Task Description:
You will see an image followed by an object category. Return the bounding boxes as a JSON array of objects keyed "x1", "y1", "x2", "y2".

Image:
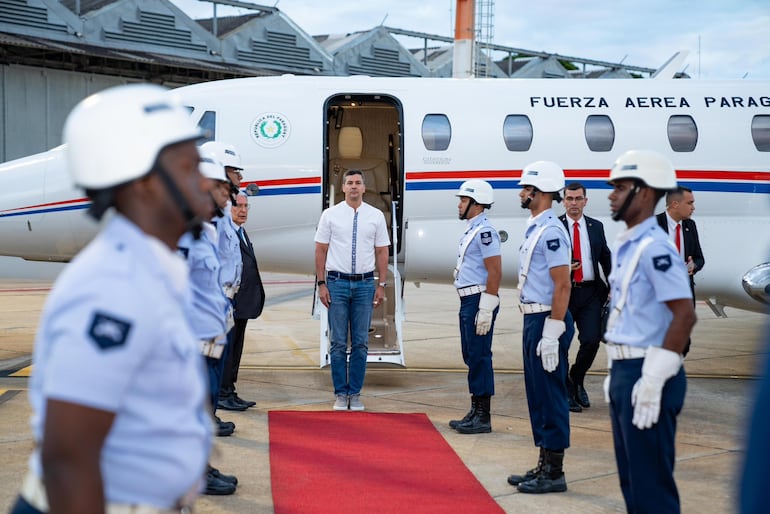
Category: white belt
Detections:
[
  {"x1": 200, "y1": 339, "x2": 225, "y2": 359},
  {"x1": 605, "y1": 342, "x2": 647, "y2": 360},
  {"x1": 223, "y1": 284, "x2": 239, "y2": 299},
  {"x1": 21, "y1": 470, "x2": 193, "y2": 513},
  {"x1": 457, "y1": 285, "x2": 485, "y2": 297},
  {"x1": 518, "y1": 303, "x2": 551, "y2": 314}
]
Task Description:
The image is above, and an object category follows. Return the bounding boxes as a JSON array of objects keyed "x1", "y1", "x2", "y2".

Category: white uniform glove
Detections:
[
  {"x1": 536, "y1": 318, "x2": 565, "y2": 373},
  {"x1": 631, "y1": 346, "x2": 683, "y2": 429},
  {"x1": 475, "y1": 293, "x2": 499, "y2": 336},
  {"x1": 603, "y1": 353, "x2": 613, "y2": 403}
]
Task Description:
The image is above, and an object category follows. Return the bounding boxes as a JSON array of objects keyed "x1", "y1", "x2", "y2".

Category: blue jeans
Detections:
[{"x1": 327, "y1": 276, "x2": 376, "y2": 396}]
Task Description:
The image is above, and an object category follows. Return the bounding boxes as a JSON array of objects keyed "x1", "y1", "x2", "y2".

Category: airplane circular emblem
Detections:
[{"x1": 251, "y1": 112, "x2": 290, "y2": 148}]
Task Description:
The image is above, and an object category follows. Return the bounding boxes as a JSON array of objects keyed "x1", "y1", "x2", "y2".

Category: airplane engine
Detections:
[{"x1": 743, "y1": 263, "x2": 770, "y2": 306}]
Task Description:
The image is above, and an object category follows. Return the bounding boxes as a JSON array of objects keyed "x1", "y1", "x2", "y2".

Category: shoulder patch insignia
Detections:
[
  {"x1": 652, "y1": 254, "x2": 672, "y2": 271},
  {"x1": 88, "y1": 312, "x2": 132, "y2": 350},
  {"x1": 546, "y1": 239, "x2": 560, "y2": 251},
  {"x1": 480, "y1": 231, "x2": 492, "y2": 245}
]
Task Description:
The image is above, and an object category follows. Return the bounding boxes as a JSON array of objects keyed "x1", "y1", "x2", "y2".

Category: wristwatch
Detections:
[
  {"x1": 317, "y1": 280, "x2": 326, "y2": 286},
  {"x1": 378, "y1": 282, "x2": 387, "y2": 288}
]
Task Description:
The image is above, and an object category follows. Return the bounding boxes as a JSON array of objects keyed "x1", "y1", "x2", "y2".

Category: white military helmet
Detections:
[
  {"x1": 63, "y1": 84, "x2": 201, "y2": 190},
  {"x1": 519, "y1": 161, "x2": 565, "y2": 193},
  {"x1": 199, "y1": 141, "x2": 243, "y2": 170},
  {"x1": 455, "y1": 179, "x2": 494, "y2": 205},
  {"x1": 609, "y1": 150, "x2": 677, "y2": 190},
  {"x1": 198, "y1": 150, "x2": 226, "y2": 182}
]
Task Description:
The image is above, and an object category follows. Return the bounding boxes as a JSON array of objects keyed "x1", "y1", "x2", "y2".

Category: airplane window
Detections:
[
  {"x1": 197, "y1": 110, "x2": 216, "y2": 143},
  {"x1": 503, "y1": 115, "x2": 533, "y2": 151},
  {"x1": 751, "y1": 115, "x2": 770, "y2": 151},
  {"x1": 422, "y1": 114, "x2": 451, "y2": 151},
  {"x1": 584, "y1": 115, "x2": 615, "y2": 152},
  {"x1": 667, "y1": 115, "x2": 698, "y2": 152}
]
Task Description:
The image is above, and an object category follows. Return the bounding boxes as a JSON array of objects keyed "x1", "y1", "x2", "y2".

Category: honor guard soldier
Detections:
[
  {"x1": 197, "y1": 142, "x2": 243, "y2": 427},
  {"x1": 177, "y1": 152, "x2": 239, "y2": 496},
  {"x1": 449, "y1": 180, "x2": 502, "y2": 434},
  {"x1": 10, "y1": 84, "x2": 214, "y2": 514},
  {"x1": 507, "y1": 161, "x2": 575, "y2": 494},
  {"x1": 604, "y1": 150, "x2": 696, "y2": 513}
]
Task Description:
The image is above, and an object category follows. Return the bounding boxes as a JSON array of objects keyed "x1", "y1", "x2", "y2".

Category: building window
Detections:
[
  {"x1": 503, "y1": 115, "x2": 533, "y2": 151},
  {"x1": 751, "y1": 115, "x2": 770, "y2": 151},
  {"x1": 584, "y1": 115, "x2": 615, "y2": 152},
  {"x1": 667, "y1": 115, "x2": 698, "y2": 152},
  {"x1": 422, "y1": 114, "x2": 451, "y2": 151}
]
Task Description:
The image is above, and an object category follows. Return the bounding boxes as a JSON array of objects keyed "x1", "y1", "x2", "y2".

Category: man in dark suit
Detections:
[
  {"x1": 218, "y1": 192, "x2": 265, "y2": 410},
  {"x1": 560, "y1": 182, "x2": 612, "y2": 411},
  {"x1": 656, "y1": 186, "x2": 705, "y2": 356}
]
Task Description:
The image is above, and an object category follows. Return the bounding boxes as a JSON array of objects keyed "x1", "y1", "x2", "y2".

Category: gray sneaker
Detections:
[
  {"x1": 349, "y1": 394, "x2": 365, "y2": 411},
  {"x1": 333, "y1": 394, "x2": 348, "y2": 411}
]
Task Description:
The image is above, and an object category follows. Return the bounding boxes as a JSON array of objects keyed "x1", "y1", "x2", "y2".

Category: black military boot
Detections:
[
  {"x1": 449, "y1": 395, "x2": 477, "y2": 430},
  {"x1": 455, "y1": 395, "x2": 491, "y2": 434},
  {"x1": 517, "y1": 449, "x2": 567, "y2": 494},
  {"x1": 507, "y1": 447, "x2": 544, "y2": 486}
]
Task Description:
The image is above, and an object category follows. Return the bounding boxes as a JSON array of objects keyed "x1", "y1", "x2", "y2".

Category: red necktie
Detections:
[
  {"x1": 675, "y1": 223, "x2": 681, "y2": 254},
  {"x1": 572, "y1": 222, "x2": 583, "y2": 283}
]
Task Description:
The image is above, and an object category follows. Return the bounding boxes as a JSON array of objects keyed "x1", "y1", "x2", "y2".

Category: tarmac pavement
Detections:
[{"x1": 0, "y1": 275, "x2": 767, "y2": 513}]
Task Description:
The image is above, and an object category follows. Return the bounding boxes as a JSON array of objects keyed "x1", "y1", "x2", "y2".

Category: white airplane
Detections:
[{"x1": 1, "y1": 75, "x2": 769, "y2": 367}]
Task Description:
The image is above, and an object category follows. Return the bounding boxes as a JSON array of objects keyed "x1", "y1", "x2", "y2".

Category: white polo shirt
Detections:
[{"x1": 314, "y1": 201, "x2": 390, "y2": 274}]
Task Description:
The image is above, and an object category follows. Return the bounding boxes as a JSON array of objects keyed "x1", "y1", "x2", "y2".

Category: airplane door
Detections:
[{"x1": 312, "y1": 93, "x2": 406, "y2": 367}]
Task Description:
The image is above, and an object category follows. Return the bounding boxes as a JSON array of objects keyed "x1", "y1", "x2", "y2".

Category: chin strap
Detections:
[
  {"x1": 612, "y1": 182, "x2": 642, "y2": 221},
  {"x1": 459, "y1": 198, "x2": 476, "y2": 220},
  {"x1": 153, "y1": 164, "x2": 204, "y2": 239}
]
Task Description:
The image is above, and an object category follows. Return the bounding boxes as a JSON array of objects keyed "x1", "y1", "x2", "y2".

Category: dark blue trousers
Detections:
[
  {"x1": 609, "y1": 358, "x2": 686, "y2": 514},
  {"x1": 522, "y1": 311, "x2": 574, "y2": 450},
  {"x1": 459, "y1": 293, "x2": 498, "y2": 396},
  {"x1": 9, "y1": 496, "x2": 43, "y2": 513},
  {"x1": 206, "y1": 331, "x2": 231, "y2": 413}
]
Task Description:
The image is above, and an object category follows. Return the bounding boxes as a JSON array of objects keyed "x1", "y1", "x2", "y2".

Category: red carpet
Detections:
[{"x1": 269, "y1": 411, "x2": 503, "y2": 513}]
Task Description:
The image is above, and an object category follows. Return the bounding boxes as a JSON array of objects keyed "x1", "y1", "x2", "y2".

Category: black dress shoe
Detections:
[
  {"x1": 215, "y1": 415, "x2": 235, "y2": 437},
  {"x1": 568, "y1": 395, "x2": 583, "y2": 413},
  {"x1": 209, "y1": 465, "x2": 238, "y2": 486},
  {"x1": 218, "y1": 397, "x2": 248, "y2": 411},
  {"x1": 575, "y1": 384, "x2": 591, "y2": 408},
  {"x1": 204, "y1": 472, "x2": 236, "y2": 495},
  {"x1": 233, "y1": 394, "x2": 256, "y2": 408}
]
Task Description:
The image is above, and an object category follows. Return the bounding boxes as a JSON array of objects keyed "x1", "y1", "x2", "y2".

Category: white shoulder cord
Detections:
[
  {"x1": 453, "y1": 224, "x2": 485, "y2": 280},
  {"x1": 605, "y1": 237, "x2": 654, "y2": 333},
  {"x1": 517, "y1": 224, "x2": 549, "y2": 291}
]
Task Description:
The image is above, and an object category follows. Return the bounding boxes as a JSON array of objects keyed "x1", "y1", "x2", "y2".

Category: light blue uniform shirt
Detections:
[
  {"x1": 518, "y1": 208, "x2": 571, "y2": 304},
  {"x1": 216, "y1": 208, "x2": 243, "y2": 291},
  {"x1": 454, "y1": 212, "x2": 501, "y2": 288},
  {"x1": 604, "y1": 217, "x2": 692, "y2": 348},
  {"x1": 178, "y1": 223, "x2": 229, "y2": 340},
  {"x1": 28, "y1": 215, "x2": 211, "y2": 509}
]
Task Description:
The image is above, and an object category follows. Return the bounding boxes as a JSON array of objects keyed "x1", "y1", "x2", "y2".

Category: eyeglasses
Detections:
[{"x1": 233, "y1": 204, "x2": 250, "y2": 210}]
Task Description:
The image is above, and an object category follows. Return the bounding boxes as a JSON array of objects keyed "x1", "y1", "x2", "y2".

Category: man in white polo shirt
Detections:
[{"x1": 314, "y1": 169, "x2": 390, "y2": 411}]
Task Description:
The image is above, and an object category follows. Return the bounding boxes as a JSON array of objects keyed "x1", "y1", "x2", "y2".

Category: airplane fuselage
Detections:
[{"x1": 1, "y1": 76, "x2": 768, "y2": 314}]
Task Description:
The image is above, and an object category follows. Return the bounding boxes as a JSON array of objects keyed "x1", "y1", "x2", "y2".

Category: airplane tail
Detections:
[{"x1": 652, "y1": 51, "x2": 689, "y2": 79}]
